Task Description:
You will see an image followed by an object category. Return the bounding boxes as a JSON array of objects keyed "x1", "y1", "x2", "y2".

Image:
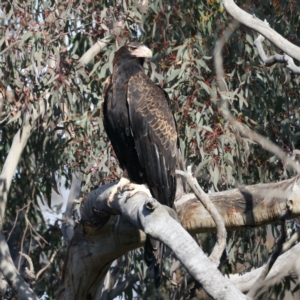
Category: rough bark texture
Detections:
[{"x1": 178, "y1": 176, "x2": 300, "y2": 233}]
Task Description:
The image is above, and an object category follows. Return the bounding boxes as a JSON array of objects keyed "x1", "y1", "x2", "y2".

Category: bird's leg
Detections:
[
  {"x1": 108, "y1": 178, "x2": 152, "y2": 208},
  {"x1": 122, "y1": 182, "x2": 152, "y2": 198},
  {"x1": 108, "y1": 177, "x2": 130, "y2": 205}
]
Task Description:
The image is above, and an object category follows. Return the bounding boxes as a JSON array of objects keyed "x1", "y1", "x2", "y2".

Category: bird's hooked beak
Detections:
[{"x1": 132, "y1": 45, "x2": 152, "y2": 58}]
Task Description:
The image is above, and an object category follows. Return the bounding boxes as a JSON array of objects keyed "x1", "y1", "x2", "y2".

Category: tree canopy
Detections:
[{"x1": 0, "y1": 0, "x2": 300, "y2": 299}]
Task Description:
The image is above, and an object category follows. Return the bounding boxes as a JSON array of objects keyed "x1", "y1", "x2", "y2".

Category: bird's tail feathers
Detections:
[{"x1": 144, "y1": 235, "x2": 163, "y2": 289}]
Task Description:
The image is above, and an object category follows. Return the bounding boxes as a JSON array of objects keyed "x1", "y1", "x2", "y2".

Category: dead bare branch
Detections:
[
  {"x1": 7, "y1": 202, "x2": 30, "y2": 242},
  {"x1": 176, "y1": 166, "x2": 226, "y2": 266},
  {"x1": 222, "y1": 0, "x2": 300, "y2": 61},
  {"x1": 18, "y1": 201, "x2": 31, "y2": 271},
  {"x1": 253, "y1": 21, "x2": 300, "y2": 74}
]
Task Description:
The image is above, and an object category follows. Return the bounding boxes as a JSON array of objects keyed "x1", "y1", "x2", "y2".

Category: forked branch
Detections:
[
  {"x1": 253, "y1": 20, "x2": 300, "y2": 74},
  {"x1": 82, "y1": 186, "x2": 246, "y2": 299},
  {"x1": 176, "y1": 167, "x2": 227, "y2": 266}
]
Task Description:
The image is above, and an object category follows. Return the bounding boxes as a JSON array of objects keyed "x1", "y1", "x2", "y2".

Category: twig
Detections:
[
  {"x1": 7, "y1": 202, "x2": 30, "y2": 241},
  {"x1": 0, "y1": 40, "x2": 23, "y2": 56},
  {"x1": 176, "y1": 166, "x2": 227, "y2": 266},
  {"x1": 36, "y1": 247, "x2": 61, "y2": 281},
  {"x1": 0, "y1": 179, "x2": 38, "y2": 300},
  {"x1": 19, "y1": 252, "x2": 34, "y2": 274},
  {"x1": 18, "y1": 201, "x2": 31, "y2": 271},
  {"x1": 24, "y1": 211, "x2": 49, "y2": 247}
]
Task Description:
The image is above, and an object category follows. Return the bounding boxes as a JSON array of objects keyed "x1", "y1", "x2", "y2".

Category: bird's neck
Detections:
[{"x1": 113, "y1": 58, "x2": 144, "y2": 88}]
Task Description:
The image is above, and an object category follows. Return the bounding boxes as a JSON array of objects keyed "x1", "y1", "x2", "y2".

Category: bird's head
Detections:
[{"x1": 113, "y1": 42, "x2": 152, "y2": 66}]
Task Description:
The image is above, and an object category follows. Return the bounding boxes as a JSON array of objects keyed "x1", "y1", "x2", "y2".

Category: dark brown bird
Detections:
[{"x1": 102, "y1": 41, "x2": 180, "y2": 287}]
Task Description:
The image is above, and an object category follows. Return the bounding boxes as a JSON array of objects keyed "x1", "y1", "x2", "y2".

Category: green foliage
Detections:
[{"x1": 0, "y1": 0, "x2": 300, "y2": 298}]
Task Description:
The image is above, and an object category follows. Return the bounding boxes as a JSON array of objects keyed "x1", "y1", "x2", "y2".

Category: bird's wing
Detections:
[
  {"x1": 127, "y1": 71, "x2": 177, "y2": 206},
  {"x1": 101, "y1": 75, "x2": 112, "y2": 119}
]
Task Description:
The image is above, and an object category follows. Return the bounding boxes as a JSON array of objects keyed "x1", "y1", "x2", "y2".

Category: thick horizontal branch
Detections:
[
  {"x1": 59, "y1": 184, "x2": 246, "y2": 299},
  {"x1": 177, "y1": 175, "x2": 300, "y2": 234},
  {"x1": 58, "y1": 175, "x2": 300, "y2": 298}
]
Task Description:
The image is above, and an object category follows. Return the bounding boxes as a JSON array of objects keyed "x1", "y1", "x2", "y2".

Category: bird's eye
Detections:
[{"x1": 129, "y1": 46, "x2": 137, "y2": 50}]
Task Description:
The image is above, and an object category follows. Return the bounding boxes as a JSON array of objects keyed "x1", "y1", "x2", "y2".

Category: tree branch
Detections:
[
  {"x1": 222, "y1": 0, "x2": 300, "y2": 61},
  {"x1": 0, "y1": 180, "x2": 38, "y2": 300},
  {"x1": 0, "y1": 39, "x2": 107, "y2": 298},
  {"x1": 78, "y1": 36, "x2": 113, "y2": 66},
  {"x1": 176, "y1": 167, "x2": 226, "y2": 266},
  {"x1": 247, "y1": 209, "x2": 291, "y2": 299},
  {"x1": 0, "y1": 55, "x2": 55, "y2": 300},
  {"x1": 58, "y1": 175, "x2": 300, "y2": 299},
  {"x1": 253, "y1": 21, "x2": 300, "y2": 74},
  {"x1": 214, "y1": 20, "x2": 300, "y2": 174},
  {"x1": 61, "y1": 172, "x2": 82, "y2": 245},
  {"x1": 213, "y1": 14, "x2": 300, "y2": 299},
  {"x1": 231, "y1": 242, "x2": 300, "y2": 296},
  {"x1": 91, "y1": 188, "x2": 246, "y2": 299}
]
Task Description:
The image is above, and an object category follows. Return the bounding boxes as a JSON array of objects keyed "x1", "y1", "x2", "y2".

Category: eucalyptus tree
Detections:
[{"x1": 0, "y1": 0, "x2": 300, "y2": 299}]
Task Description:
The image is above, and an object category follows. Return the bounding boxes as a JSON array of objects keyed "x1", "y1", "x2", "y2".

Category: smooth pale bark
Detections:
[
  {"x1": 178, "y1": 176, "x2": 300, "y2": 233},
  {"x1": 58, "y1": 175, "x2": 300, "y2": 299},
  {"x1": 222, "y1": 0, "x2": 300, "y2": 61},
  {"x1": 58, "y1": 184, "x2": 247, "y2": 300},
  {"x1": 253, "y1": 33, "x2": 300, "y2": 74},
  {"x1": 177, "y1": 168, "x2": 227, "y2": 265},
  {"x1": 78, "y1": 36, "x2": 112, "y2": 66},
  {"x1": 61, "y1": 172, "x2": 82, "y2": 245},
  {"x1": 230, "y1": 242, "x2": 300, "y2": 296}
]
